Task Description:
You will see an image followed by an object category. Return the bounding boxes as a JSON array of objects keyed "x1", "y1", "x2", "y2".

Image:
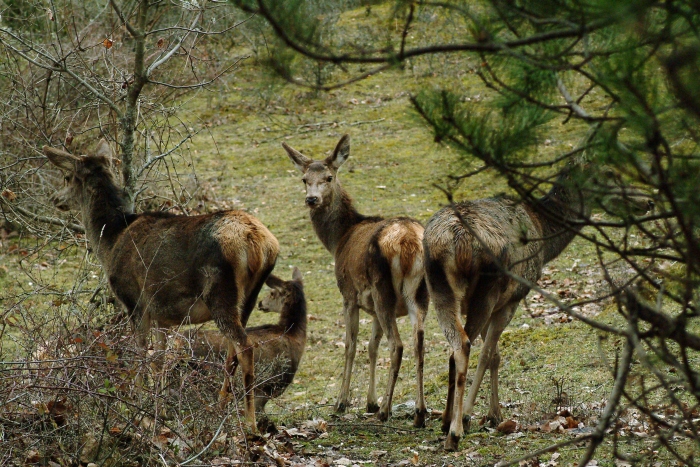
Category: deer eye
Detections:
[
  {"x1": 302, "y1": 178, "x2": 307, "y2": 185},
  {"x1": 326, "y1": 176, "x2": 333, "y2": 183}
]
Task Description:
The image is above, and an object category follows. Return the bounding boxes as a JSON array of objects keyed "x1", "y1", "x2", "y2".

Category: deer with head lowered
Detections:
[
  {"x1": 424, "y1": 166, "x2": 589, "y2": 450},
  {"x1": 181, "y1": 267, "x2": 307, "y2": 426},
  {"x1": 283, "y1": 135, "x2": 430, "y2": 427},
  {"x1": 43, "y1": 139, "x2": 279, "y2": 430}
]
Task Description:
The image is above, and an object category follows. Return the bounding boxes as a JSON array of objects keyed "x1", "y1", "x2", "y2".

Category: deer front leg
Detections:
[
  {"x1": 366, "y1": 317, "x2": 383, "y2": 413},
  {"x1": 336, "y1": 300, "x2": 359, "y2": 413}
]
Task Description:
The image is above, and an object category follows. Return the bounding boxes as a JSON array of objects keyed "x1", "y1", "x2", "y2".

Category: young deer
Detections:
[
  {"x1": 424, "y1": 167, "x2": 588, "y2": 450},
  {"x1": 43, "y1": 139, "x2": 279, "y2": 430},
  {"x1": 182, "y1": 267, "x2": 307, "y2": 423},
  {"x1": 283, "y1": 135, "x2": 430, "y2": 427}
]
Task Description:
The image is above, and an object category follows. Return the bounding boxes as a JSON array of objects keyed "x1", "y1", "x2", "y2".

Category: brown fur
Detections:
[
  {"x1": 176, "y1": 268, "x2": 306, "y2": 427},
  {"x1": 282, "y1": 135, "x2": 430, "y2": 427},
  {"x1": 424, "y1": 169, "x2": 588, "y2": 451},
  {"x1": 43, "y1": 140, "x2": 279, "y2": 430}
]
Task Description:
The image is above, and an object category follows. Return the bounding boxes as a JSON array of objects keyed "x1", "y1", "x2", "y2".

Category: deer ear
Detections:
[
  {"x1": 265, "y1": 274, "x2": 285, "y2": 289},
  {"x1": 326, "y1": 134, "x2": 350, "y2": 170},
  {"x1": 43, "y1": 146, "x2": 79, "y2": 171},
  {"x1": 291, "y1": 267, "x2": 303, "y2": 284},
  {"x1": 94, "y1": 139, "x2": 122, "y2": 171},
  {"x1": 282, "y1": 142, "x2": 312, "y2": 173},
  {"x1": 95, "y1": 138, "x2": 113, "y2": 158}
]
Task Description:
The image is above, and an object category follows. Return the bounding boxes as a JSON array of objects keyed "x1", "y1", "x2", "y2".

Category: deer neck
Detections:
[
  {"x1": 81, "y1": 178, "x2": 132, "y2": 261},
  {"x1": 280, "y1": 287, "x2": 307, "y2": 336},
  {"x1": 534, "y1": 181, "x2": 589, "y2": 264},
  {"x1": 309, "y1": 187, "x2": 365, "y2": 256}
]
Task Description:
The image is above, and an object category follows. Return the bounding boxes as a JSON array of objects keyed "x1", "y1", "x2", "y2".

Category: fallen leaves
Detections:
[
  {"x1": 1, "y1": 189, "x2": 16, "y2": 201},
  {"x1": 497, "y1": 419, "x2": 518, "y2": 434}
]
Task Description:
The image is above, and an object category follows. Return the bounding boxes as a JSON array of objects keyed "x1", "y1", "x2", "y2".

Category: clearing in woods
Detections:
[{"x1": 0, "y1": 4, "x2": 688, "y2": 466}]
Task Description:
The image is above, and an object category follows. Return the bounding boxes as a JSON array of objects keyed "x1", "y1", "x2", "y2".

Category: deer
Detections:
[
  {"x1": 179, "y1": 267, "x2": 307, "y2": 428},
  {"x1": 423, "y1": 165, "x2": 589, "y2": 450},
  {"x1": 282, "y1": 135, "x2": 430, "y2": 427},
  {"x1": 43, "y1": 139, "x2": 279, "y2": 431}
]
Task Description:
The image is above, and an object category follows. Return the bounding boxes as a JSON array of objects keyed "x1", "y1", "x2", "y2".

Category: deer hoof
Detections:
[
  {"x1": 444, "y1": 432, "x2": 460, "y2": 452},
  {"x1": 217, "y1": 391, "x2": 232, "y2": 409},
  {"x1": 441, "y1": 416, "x2": 451, "y2": 435},
  {"x1": 413, "y1": 409, "x2": 427, "y2": 428},
  {"x1": 335, "y1": 401, "x2": 348, "y2": 413},
  {"x1": 377, "y1": 410, "x2": 389, "y2": 422},
  {"x1": 487, "y1": 412, "x2": 502, "y2": 427},
  {"x1": 463, "y1": 414, "x2": 472, "y2": 433},
  {"x1": 366, "y1": 402, "x2": 380, "y2": 413}
]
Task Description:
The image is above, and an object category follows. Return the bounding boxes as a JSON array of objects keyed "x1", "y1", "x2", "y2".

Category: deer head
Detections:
[
  {"x1": 43, "y1": 139, "x2": 120, "y2": 211},
  {"x1": 282, "y1": 134, "x2": 350, "y2": 209},
  {"x1": 258, "y1": 267, "x2": 303, "y2": 313}
]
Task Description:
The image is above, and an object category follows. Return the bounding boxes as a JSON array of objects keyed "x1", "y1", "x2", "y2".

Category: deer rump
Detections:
[
  {"x1": 425, "y1": 196, "x2": 546, "y2": 305},
  {"x1": 336, "y1": 217, "x2": 426, "y2": 316}
]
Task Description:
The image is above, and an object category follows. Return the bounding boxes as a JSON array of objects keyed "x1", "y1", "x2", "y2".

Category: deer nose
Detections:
[{"x1": 305, "y1": 196, "x2": 318, "y2": 207}]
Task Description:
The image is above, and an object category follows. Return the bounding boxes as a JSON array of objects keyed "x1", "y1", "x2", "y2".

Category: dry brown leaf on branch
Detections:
[
  {"x1": 2, "y1": 189, "x2": 17, "y2": 201},
  {"x1": 103, "y1": 38, "x2": 113, "y2": 49}
]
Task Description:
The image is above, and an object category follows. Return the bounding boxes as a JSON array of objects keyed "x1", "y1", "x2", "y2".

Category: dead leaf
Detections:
[
  {"x1": 103, "y1": 38, "x2": 113, "y2": 49},
  {"x1": 47, "y1": 8, "x2": 54, "y2": 21},
  {"x1": 157, "y1": 38, "x2": 165, "y2": 48},
  {"x1": 1, "y1": 189, "x2": 16, "y2": 201},
  {"x1": 497, "y1": 419, "x2": 518, "y2": 434}
]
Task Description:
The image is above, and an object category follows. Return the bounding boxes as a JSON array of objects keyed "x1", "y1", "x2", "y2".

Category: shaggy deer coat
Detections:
[
  {"x1": 182, "y1": 267, "x2": 307, "y2": 419},
  {"x1": 424, "y1": 169, "x2": 588, "y2": 450},
  {"x1": 43, "y1": 140, "x2": 279, "y2": 429},
  {"x1": 283, "y1": 135, "x2": 430, "y2": 427}
]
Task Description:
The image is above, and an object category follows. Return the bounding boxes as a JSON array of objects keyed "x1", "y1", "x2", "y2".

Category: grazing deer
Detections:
[
  {"x1": 43, "y1": 139, "x2": 279, "y2": 430},
  {"x1": 424, "y1": 167, "x2": 589, "y2": 450},
  {"x1": 282, "y1": 135, "x2": 430, "y2": 427},
  {"x1": 181, "y1": 267, "x2": 307, "y2": 425}
]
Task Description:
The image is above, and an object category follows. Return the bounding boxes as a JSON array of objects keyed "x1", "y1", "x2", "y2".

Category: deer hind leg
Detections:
[
  {"x1": 241, "y1": 262, "x2": 276, "y2": 327},
  {"x1": 427, "y1": 258, "x2": 468, "y2": 451},
  {"x1": 336, "y1": 300, "x2": 359, "y2": 413},
  {"x1": 366, "y1": 317, "x2": 384, "y2": 413},
  {"x1": 443, "y1": 353, "x2": 456, "y2": 435},
  {"x1": 232, "y1": 334, "x2": 256, "y2": 430},
  {"x1": 131, "y1": 310, "x2": 151, "y2": 389},
  {"x1": 372, "y1": 278, "x2": 401, "y2": 423},
  {"x1": 205, "y1": 275, "x2": 257, "y2": 431},
  {"x1": 406, "y1": 277, "x2": 429, "y2": 428}
]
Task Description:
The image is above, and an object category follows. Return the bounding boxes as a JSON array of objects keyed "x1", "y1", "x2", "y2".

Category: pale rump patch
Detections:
[
  {"x1": 212, "y1": 212, "x2": 279, "y2": 276},
  {"x1": 377, "y1": 222, "x2": 424, "y2": 276}
]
